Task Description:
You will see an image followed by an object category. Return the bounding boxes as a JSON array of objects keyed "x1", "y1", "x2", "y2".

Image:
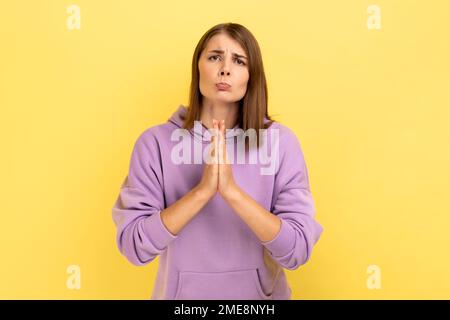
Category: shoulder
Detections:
[
  {"x1": 132, "y1": 121, "x2": 181, "y2": 156},
  {"x1": 137, "y1": 121, "x2": 181, "y2": 143},
  {"x1": 267, "y1": 122, "x2": 308, "y2": 176},
  {"x1": 267, "y1": 121, "x2": 302, "y2": 150},
  {"x1": 130, "y1": 124, "x2": 166, "y2": 156}
]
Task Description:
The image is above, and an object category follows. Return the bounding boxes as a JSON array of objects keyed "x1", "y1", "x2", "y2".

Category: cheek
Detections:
[
  {"x1": 200, "y1": 62, "x2": 215, "y2": 79},
  {"x1": 238, "y1": 70, "x2": 250, "y2": 90}
]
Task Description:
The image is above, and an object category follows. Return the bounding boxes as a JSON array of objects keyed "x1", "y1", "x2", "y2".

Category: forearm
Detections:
[
  {"x1": 160, "y1": 186, "x2": 211, "y2": 236},
  {"x1": 223, "y1": 187, "x2": 282, "y2": 243}
]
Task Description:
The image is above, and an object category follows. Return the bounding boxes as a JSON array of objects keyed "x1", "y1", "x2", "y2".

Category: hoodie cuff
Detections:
[
  {"x1": 261, "y1": 218, "x2": 296, "y2": 258},
  {"x1": 143, "y1": 210, "x2": 178, "y2": 250}
]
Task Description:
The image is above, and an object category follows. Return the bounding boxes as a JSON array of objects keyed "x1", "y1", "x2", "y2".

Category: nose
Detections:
[{"x1": 219, "y1": 57, "x2": 231, "y2": 76}]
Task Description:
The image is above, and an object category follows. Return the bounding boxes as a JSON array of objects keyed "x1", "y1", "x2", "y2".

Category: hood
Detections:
[{"x1": 168, "y1": 104, "x2": 271, "y2": 144}]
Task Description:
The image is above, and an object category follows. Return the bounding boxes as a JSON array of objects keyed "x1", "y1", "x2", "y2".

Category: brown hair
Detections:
[{"x1": 181, "y1": 22, "x2": 277, "y2": 149}]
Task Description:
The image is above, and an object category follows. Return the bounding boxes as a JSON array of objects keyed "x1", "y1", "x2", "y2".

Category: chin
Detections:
[{"x1": 216, "y1": 98, "x2": 236, "y2": 104}]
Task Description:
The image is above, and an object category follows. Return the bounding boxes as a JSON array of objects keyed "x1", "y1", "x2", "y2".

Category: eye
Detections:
[
  {"x1": 236, "y1": 58, "x2": 246, "y2": 66},
  {"x1": 208, "y1": 55, "x2": 246, "y2": 66},
  {"x1": 208, "y1": 55, "x2": 220, "y2": 61}
]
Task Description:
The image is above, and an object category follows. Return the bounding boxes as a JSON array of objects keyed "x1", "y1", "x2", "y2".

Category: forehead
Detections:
[{"x1": 205, "y1": 33, "x2": 245, "y2": 54}]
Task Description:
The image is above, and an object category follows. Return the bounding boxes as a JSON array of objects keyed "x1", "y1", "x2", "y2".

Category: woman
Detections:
[{"x1": 112, "y1": 22, "x2": 323, "y2": 300}]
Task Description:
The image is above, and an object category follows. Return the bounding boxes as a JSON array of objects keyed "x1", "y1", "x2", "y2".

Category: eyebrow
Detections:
[{"x1": 208, "y1": 49, "x2": 248, "y2": 60}]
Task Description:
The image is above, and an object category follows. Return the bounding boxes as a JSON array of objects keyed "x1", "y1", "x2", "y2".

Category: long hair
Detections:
[{"x1": 181, "y1": 22, "x2": 277, "y2": 150}]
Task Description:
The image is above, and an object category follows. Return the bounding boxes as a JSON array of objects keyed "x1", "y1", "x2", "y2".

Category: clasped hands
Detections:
[{"x1": 196, "y1": 118, "x2": 239, "y2": 201}]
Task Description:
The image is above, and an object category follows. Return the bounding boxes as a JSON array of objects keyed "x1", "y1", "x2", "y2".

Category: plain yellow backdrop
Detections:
[{"x1": 1, "y1": 0, "x2": 449, "y2": 299}]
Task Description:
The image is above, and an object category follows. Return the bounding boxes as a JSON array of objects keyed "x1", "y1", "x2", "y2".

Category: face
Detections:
[{"x1": 198, "y1": 33, "x2": 250, "y2": 105}]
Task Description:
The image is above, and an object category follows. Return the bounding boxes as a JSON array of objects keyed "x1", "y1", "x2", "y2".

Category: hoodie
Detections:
[{"x1": 112, "y1": 104, "x2": 323, "y2": 300}]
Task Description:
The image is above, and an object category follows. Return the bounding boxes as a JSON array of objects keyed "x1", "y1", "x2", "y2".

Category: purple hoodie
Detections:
[{"x1": 112, "y1": 104, "x2": 323, "y2": 300}]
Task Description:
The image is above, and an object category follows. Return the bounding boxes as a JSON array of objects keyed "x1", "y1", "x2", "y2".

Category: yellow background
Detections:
[{"x1": 1, "y1": 0, "x2": 449, "y2": 299}]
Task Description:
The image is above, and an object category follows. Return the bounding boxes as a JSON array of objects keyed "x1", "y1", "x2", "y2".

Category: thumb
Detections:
[
  {"x1": 219, "y1": 120, "x2": 228, "y2": 164},
  {"x1": 212, "y1": 120, "x2": 219, "y2": 165}
]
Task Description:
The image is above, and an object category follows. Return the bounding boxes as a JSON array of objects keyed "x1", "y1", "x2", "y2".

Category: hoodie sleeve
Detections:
[
  {"x1": 112, "y1": 129, "x2": 178, "y2": 266},
  {"x1": 261, "y1": 127, "x2": 323, "y2": 270}
]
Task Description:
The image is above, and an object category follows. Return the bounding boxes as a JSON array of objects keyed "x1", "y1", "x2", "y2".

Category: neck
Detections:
[{"x1": 200, "y1": 100, "x2": 239, "y2": 130}]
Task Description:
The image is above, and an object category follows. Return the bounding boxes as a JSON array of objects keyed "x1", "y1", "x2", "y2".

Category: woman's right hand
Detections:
[{"x1": 196, "y1": 119, "x2": 220, "y2": 200}]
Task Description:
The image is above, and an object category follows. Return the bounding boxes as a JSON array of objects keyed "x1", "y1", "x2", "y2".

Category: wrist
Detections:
[
  {"x1": 193, "y1": 185, "x2": 215, "y2": 202},
  {"x1": 221, "y1": 183, "x2": 241, "y2": 203}
]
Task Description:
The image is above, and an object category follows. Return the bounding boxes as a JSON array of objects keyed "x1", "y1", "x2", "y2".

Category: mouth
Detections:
[{"x1": 216, "y1": 83, "x2": 231, "y2": 91}]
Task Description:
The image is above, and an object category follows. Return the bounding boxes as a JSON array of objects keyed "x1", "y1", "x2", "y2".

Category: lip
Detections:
[{"x1": 216, "y1": 83, "x2": 231, "y2": 90}]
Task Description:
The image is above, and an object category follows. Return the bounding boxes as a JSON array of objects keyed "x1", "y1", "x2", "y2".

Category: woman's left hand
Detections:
[{"x1": 215, "y1": 119, "x2": 239, "y2": 200}]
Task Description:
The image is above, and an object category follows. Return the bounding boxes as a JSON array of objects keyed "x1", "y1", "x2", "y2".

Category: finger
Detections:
[
  {"x1": 213, "y1": 121, "x2": 219, "y2": 164},
  {"x1": 218, "y1": 120, "x2": 224, "y2": 164},
  {"x1": 211, "y1": 135, "x2": 215, "y2": 159},
  {"x1": 207, "y1": 136, "x2": 215, "y2": 164},
  {"x1": 208, "y1": 119, "x2": 216, "y2": 163},
  {"x1": 220, "y1": 120, "x2": 229, "y2": 164}
]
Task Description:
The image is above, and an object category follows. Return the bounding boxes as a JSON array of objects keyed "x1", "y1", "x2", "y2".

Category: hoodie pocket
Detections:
[{"x1": 173, "y1": 268, "x2": 273, "y2": 300}]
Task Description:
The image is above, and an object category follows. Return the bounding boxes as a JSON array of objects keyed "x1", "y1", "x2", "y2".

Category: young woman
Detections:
[{"x1": 112, "y1": 22, "x2": 323, "y2": 300}]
